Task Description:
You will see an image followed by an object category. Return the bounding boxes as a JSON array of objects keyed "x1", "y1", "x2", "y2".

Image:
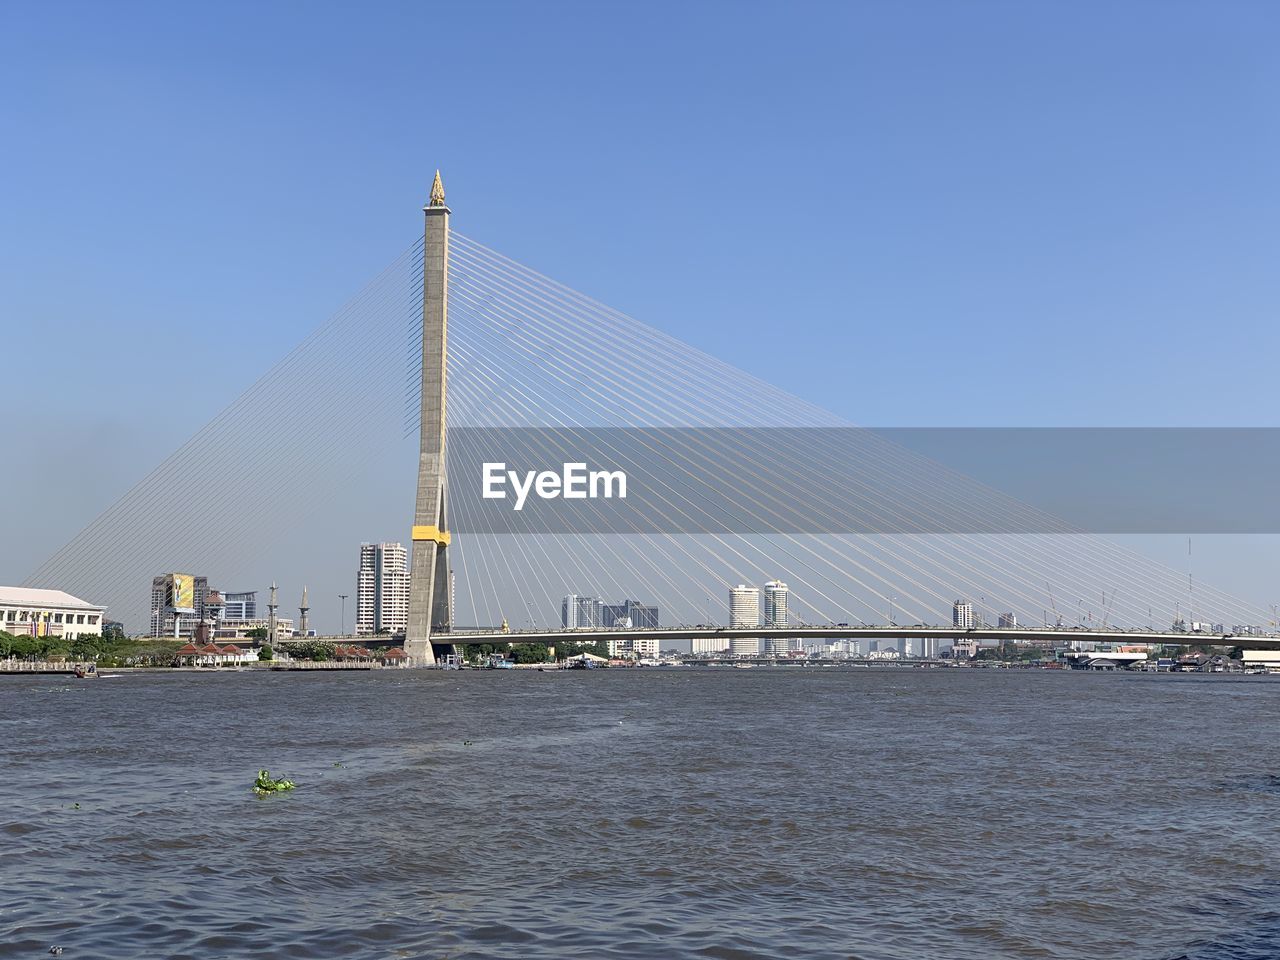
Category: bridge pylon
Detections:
[{"x1": 405, "y1": 171, "x2": 452, "y2": 663}]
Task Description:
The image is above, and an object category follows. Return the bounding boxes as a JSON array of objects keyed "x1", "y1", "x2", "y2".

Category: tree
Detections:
[
  {"x1": 258, "y1": 645, "x2": 274, "y2": 661},
  {"x1": 0, "y1": 631, "x2": 58, "y2": 660},
  {"x1": 509, "y1": 643, "x2": 550, "y2": 664},
  {"x1": 246, "y1": 627, "x2": 269, "y2": 640},
  {"x1": 66, "y1": 635, "x2": 109, "y2": 661},
  {"x1": 557, "y1": 639, "x2": 609, "y2": 660},
  {"x1": 283, "y1": 640, "x2": 335, "y2": 662}
]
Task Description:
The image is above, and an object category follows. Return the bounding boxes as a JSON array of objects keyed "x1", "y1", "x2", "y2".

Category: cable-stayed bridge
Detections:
[
  {"x1": 443, "y1": 626, "x2": 1280, "y2": 651},
  {"x1": 23, "y1": 174, "x2": 1280, "y2": 657}
]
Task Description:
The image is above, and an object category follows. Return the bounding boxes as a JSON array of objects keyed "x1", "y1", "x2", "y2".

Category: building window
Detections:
[{"x1": 55, "y1": 613, "x2": 64, "y2": 623}]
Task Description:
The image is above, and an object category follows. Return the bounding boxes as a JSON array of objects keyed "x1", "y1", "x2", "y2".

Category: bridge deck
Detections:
[{"x1": 432, "y1": 626, "x2": 1280, "y2": 650}]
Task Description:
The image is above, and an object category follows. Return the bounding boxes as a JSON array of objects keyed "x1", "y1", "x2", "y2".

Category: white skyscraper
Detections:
[
  {"x1": 762, "y1": 579, "x2": 790, "y2": 655},
  {"x1": 729, "y1": 585, "x2": 761, "y2": 627},
  {"x1": 953, "y1": 599, "x2": 975, "y2": 630},
  {"x1": 763, "y1": 580, "x2": 788, "y2": 626},
  {"x1": 356, "y1": 542, "x2": 410, "y2": 636},
  {"x1": 729, "y1": 637, "x2": 761, "y2": 656}
]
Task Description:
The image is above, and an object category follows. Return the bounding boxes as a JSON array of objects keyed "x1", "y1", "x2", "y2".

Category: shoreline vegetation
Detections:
[
  {"x1": 0, "y1": 629, "x2": 1255, "y2": 673},
  {"x1": 0, "y1": 629, "x2": 186, "y2": 667}
]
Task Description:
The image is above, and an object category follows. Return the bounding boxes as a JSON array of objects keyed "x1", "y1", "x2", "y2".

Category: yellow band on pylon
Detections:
[{"x1": 412, "y1": 525, "x2": 452, "y2": 545}]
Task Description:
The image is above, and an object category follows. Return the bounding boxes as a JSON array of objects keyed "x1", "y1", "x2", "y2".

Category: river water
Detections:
[{"x1": 1, "y1": 667, "x2": 1277, "y2": 959}]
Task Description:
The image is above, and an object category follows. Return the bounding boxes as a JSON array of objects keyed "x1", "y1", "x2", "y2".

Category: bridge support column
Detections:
[{"x1": 405, "y1": 171, "x2": 452, "y2": 664}]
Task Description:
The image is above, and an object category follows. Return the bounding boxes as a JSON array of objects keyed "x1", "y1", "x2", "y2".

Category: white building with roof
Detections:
[
  {"x1": 0, "y1": 587, "x2": 105, "y2": 638},
  {"x1": 607, "y1": 635, "x2": 660, "y2": 659}
]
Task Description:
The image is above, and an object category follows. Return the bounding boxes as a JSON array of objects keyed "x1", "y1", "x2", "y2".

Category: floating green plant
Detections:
[{"x1": 252, "y1": 769, "x2": 296, "y2": 795}]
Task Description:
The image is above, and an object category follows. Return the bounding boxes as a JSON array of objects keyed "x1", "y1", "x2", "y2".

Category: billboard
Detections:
[{"x1": 167, "y1": 573, "x2": 196, "y2": 613}]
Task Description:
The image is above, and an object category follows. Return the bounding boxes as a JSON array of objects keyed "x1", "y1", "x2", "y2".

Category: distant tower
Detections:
[
  {"x1": 405, "y1": 170, "x2": 452, "y2": 663},
  {"x1": 762, "y1": 580, "x2": 790, "y2": 655},
  {"x1": 298, "y1": 585, "x2": 309, "y2": 637},
  {"x1": 268, "y1": 582, "x2": 279, "y2": 644},
  {"x1": 763, "y1": 580, "x2": 789, "y2": 627},
  {"x1": 729, "y1": 585, "x2": 761, "y2": 627},
  {"x1": 356, "y1": 542, "x2": 410, "y2": 636}
]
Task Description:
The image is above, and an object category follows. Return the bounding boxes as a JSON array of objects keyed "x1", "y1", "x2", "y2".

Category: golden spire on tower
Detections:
[{"x1": 429, "y1": 169, "x2": 446, "y2": 207}]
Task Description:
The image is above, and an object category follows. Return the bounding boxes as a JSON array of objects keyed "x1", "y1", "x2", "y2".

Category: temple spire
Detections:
[{"x1": 428, "y1": 170, "x2": 446, "y2": 207}]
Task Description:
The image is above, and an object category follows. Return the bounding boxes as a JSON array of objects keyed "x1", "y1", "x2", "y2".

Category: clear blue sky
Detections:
[{"x1": 2, "y1": 1, "x2": 1278, "y2": 619}]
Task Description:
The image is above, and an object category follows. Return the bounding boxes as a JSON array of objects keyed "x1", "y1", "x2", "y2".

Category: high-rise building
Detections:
[
  {"x1": 562, "y1": 594, "x2": 604, "y2": 628},
  {"x1": 149, "y1": 574, "x2": 210, "y2": 638},
  {"x1": 953, "y1": 599, "x2": 975, "y2": 630},
  {"x1": 729, "y1": 585, "x2": 761, "y2": 627},
  {"x1": 920, "y1": 636, "x2": 939, "y2": 658},
  {"x1": 762, "y1": 579, "x2": 790, "y2": 655},
  {"x1": 222, "y1": 591, "x2": 257, "y2": 620},
  {"x1": 997, "y1": 612, "x2": 1017, "y2": 629},
  {"x1": 356, "y1": 542, "x2": 410, "y2": 636},
  {"x1": 729, "y1": 637, "x2": 760, "y2": 656},
  {"x1": 602, "y1": 599, "x2": 659, "y2": 629},
  {"x1": 763, "y1": 580, "x2": 789, "y2": 626}
]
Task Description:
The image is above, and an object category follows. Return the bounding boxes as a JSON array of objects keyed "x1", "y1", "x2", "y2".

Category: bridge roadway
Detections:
[{"x1": 437, "y1": 625, "x2": 1280, "y2": 650}]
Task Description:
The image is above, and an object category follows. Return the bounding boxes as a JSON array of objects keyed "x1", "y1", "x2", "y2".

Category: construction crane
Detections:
[
  {"x1": 1100, "y1": 589, "x2": 1117, "y2": 630},
  {"x1": 1046, "y1": 582, "x2": 1063, "y2": 627}
]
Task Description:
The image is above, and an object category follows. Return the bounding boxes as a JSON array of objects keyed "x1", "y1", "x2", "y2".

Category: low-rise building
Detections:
[
  {"x1": 1238, "y1": 649, "x2": 1280, "y2": 668},
  {"x1": 213, "y1": 617, "x2": 294, "y2": 640},
  {"x1": 0, "y1": 587, "x2": 105, "y2": 638},
  {"x1": 174, "y1": 642, "x2": 259, "y2": 666},
  {"x1": 608, "y1": 635, "x2": 660, "y2": 659},
  {"x1": 691, "y1": 637, "x2": 729, "y2": 654}
]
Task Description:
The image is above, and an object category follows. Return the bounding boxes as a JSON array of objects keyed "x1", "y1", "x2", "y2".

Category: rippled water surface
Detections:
[{"x1": 2, "y1": 668, "x2": 1278, "y2": 959}]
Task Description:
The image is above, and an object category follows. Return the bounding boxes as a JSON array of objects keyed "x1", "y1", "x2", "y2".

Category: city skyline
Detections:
[
  {"x1": 4, "y1": 4, "x2": 1280, "y2": 635},
  {"x1": 5, "y1": 8, "x2": 1279, "y2": 960}
]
